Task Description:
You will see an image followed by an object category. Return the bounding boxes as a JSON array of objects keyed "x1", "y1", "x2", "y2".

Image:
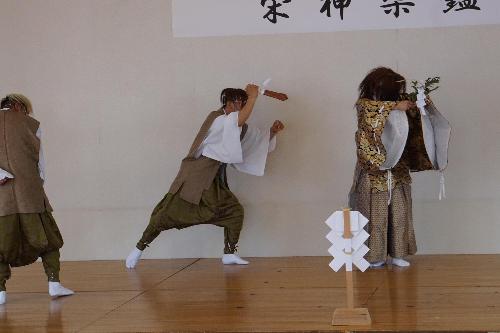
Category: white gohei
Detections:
[
  {"x1": 260, "y1": 78, "x2": 272, "y2": 95},
  {"x1": 327, "y1": 209, "x2": 373, "y2": 325},
  {"x1": 325, "y1": 210, "x2": 370, "y2": 272}
]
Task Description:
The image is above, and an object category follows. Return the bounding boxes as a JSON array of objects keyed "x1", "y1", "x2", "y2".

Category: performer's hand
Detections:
[
  {"x1": 0, "y1": 178, "x2": 9, "y2": 186},
  {"x1": 270, "y1": 120, "x2": 285, "y2": 136},
  {"x1": 245, "y1": 84, "x2": 259, "y2": 99},
  {"x1": 395, "y1": 100, "x2": 415, "y2": 112}
]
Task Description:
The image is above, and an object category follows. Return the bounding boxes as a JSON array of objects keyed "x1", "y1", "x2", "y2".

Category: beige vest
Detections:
[
  {"x1": 0, "y1": 110, "x2": 52, "y2": 216},
  {"x1": 169, "y1": 109, "x2": 247, "y2": 205}
]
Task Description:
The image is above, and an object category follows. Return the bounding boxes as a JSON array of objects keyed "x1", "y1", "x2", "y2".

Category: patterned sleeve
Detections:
[{"x1": 355, "y1": 99, "x2": 397, "y2": 172}]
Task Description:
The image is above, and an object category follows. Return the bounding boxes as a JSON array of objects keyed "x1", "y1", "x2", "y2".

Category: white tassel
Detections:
[
  {"x1": 439, "y1": 171, "x2": 446, "y2": 200},
  {"x1": 387, "y1": 170, "x2": 393, "y2": 205}
]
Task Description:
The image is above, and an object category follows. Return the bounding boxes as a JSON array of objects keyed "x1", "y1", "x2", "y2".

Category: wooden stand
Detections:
[{"x1": 332, "y1": 208, "x2": 372, "y2": 326}]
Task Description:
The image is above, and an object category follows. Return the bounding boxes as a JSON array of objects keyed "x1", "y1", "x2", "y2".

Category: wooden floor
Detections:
[{"x1": 1, "y1": 255, "x2": 500, "y2": 332}]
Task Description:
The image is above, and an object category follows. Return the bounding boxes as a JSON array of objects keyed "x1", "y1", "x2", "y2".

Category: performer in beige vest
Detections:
[
  {"x1": 0, "y1": 94, "x2": 74, "y2": 305},
  {"x1": 126, "y1": 84, "x2": 284, "y2": 268}
]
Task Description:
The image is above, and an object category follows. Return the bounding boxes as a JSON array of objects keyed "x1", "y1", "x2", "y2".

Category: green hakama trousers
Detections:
[
  {"x1": 0, "y1": 212, "x2": 64, "y2": 291},
  {"x1": 137, "y1": 175, "x2": 244, "y2": 254}
]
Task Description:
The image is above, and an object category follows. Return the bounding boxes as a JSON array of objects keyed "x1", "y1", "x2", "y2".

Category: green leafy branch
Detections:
[{"x1": 407, "y1": 76, "x2": 440, "y2": 101}]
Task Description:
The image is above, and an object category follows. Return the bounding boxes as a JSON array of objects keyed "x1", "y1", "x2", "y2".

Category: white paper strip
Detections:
[
  {"x1": 325, "y1": 210, "x2": 371, "y2": 272},
  {"x1": 173, "y1": 0, "x2": 500, "y2": 38}
]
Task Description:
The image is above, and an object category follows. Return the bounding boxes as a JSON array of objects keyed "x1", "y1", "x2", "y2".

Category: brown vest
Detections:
[
  {"x1": 169, "y1": 109, "x2": 247, "y2": 205},
  {"x1": 0, "y1": 110, "x2": 52, "y2": 216}
]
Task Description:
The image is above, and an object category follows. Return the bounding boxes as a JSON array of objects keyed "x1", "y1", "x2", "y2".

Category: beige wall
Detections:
[{"x1": 1, "y1": 0, "x2": 499, "y2": 260}]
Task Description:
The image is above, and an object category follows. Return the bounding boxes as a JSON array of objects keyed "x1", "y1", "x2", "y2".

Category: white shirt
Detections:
[{"x1": 195, "y1": 111, "x2": 276, "y2": 176}]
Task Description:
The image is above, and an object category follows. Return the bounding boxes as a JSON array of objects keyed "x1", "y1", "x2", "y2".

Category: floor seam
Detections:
[{"x1": 74, "y1": 258, "x2": 201, "y2": 333}]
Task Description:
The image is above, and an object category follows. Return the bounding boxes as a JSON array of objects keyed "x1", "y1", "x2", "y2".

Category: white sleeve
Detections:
[
  {"x1": 0, "y1": 168, "x2": 14, "y2": 180},
  {"x1": 36, "y1": 127, "x2": 46, "y2": 181},
  {"x1": 380, "y1": 110, "x2": 409, "y2": 170},
  {"x1": 0, "y1": 108, "x2": 15, "y2": 179},
  {"x1": 232, "y1": 125, "x2": 275, "y2": 176},
  {"x1": 269, "y1": 135, "x2": 277, "y2": 153},
  {"x1": 199, "y1": 112, "x2": 243, "y2": 163}
]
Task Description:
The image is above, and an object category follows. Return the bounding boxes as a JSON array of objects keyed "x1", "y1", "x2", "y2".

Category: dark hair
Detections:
[
  {"x1": 358, "y1": 67, "x2": 406, "y2": 101},
  {"x1": 0, "y1": 96, "x2": 11, "y2": 109},
  {"x1": 220, "y1": 88, "x2": 248, "y2": 107}
]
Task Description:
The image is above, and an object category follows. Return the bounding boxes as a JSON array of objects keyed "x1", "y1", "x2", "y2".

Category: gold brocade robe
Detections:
[{"x1": 354, "y1": 98, "x2": 412, "y2": 192}]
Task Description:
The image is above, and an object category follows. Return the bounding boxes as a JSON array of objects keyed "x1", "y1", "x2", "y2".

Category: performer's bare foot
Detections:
[
  {"x1": 0, "y1": 291, "x2": 6, "y2": 305},
  {"x1": 390, "y1": 257, "x2": 410, "y2": 267},
  {"x1": 49, "y1": 282, "x2": 74, "y2": 298},
  {"x1": 222, "y1": 254, "x2": 249, "y2": 265},
  {"x1": 126, "y1": 248, "x2": 143, "y2": 269},
  {"x1": 370, "y1": 261, "x2": 385, "y2": 268}
]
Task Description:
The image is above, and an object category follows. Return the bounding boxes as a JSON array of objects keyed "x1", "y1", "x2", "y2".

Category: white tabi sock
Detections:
[
  {"x1": 49, "y1": 282, "x2": 74, "y2": 297},
  {"x1": 0, "y1": 291, "x2": 6, "y2": 305},
  {"x1": 391, "y1": 257, "x2": 410, "y2": 267},
  {"x1": 370, "y1": 261, "x2": 386, "y2": 268},
  {"x1": 222, "y1": 254, "x2": 249, "y2": 265},
  {"x1": 126, "y1": 248, "x2": 143, "y2": 269}
]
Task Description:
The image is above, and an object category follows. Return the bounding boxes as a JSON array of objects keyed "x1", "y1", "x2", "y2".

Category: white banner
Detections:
[{"x1": 172, "y1": 0, "x2": 500, "y2": 37}]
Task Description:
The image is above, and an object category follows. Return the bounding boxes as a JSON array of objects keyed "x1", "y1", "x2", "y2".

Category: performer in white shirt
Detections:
[
  {"x1": 126, "y1": 84, "x2": 284, "y2": 268},
  {"x1": 0, "y1": 94, "x2": 74, "y2": 305}
]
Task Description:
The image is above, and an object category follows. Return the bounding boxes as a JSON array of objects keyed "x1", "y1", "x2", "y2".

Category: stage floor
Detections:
[{"x1": 1, "y1": 255, "x2": 500, "y2": 332}]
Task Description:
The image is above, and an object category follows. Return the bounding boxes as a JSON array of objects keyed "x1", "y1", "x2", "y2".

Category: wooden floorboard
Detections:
[
  {"x1": 154, "y1": 257, "x2": 386, "y2": 290},
  {"x1": 81, "y1": 287, "x2": 372, "y2": 332},
  {"x1": 362, "y1": 286, "x2": 500, "y2": 331},
  {"x1": 0, "y1": 291, "x2": 140, "y2": 333},
  {"x1": 6, "y1": 258, "x2": 198, "y2": 293},
  {"x1": 0, "y1": 255, "x2": 499, "y2": 332}
]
